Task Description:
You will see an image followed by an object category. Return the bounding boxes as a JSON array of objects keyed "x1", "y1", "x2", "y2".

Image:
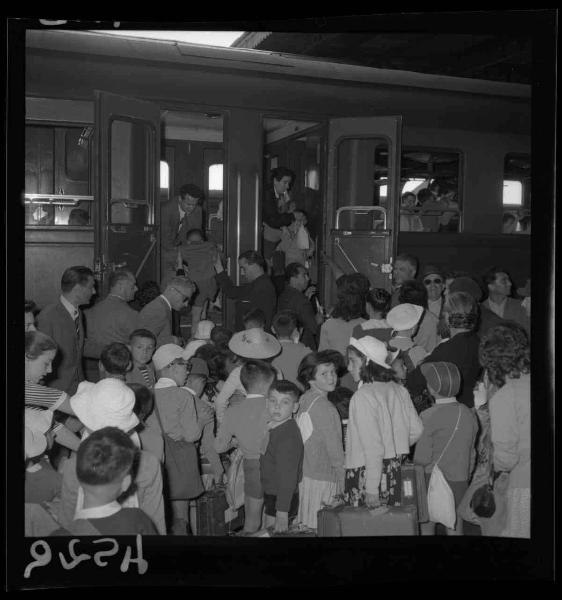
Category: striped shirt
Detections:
[{"x1": 25, "y1": 381, "x2": 67, "y2": 433}]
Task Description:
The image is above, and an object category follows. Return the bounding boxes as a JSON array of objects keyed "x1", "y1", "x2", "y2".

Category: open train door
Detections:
[
  {"x1": 94, "y1": 91, "x2": 160, "y2": 296},
  {"x1": 323, "y1": 117, "x2": 402, "y2": 303}
]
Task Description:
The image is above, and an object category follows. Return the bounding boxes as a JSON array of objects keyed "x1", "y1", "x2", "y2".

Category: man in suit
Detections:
[
  {"x1": 83, "y1": 270, "x2": 140, "y2": 380},
  {"x1": 277, "y1": 262, "x2": 322, "y2": 350},
  {"x1": 481, "y1": 267, "x2": 530, "y2": 335},
  {"x1": 262, "y1": 167, "x2": 295, "y2": 262},
  {"x1": 214, "y1": 250, "x2": 277, "y2": 331},
  {"x1": 160, "y1": 183, "x2": 204, "y2": 288},
  {"x1": 37, "y1": 266, "x2": 96, "y2": 394},
  {"x1": 139, "y1": 276, "x2": 195, "y2": 347}
]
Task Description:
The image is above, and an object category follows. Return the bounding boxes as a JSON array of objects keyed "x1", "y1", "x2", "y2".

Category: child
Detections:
[
  {"x1": 25, "y1": 410, "x2": 62, "y2": 504},
  {"x1": 414, "y1": 361, "x2": 478, "y2": 536},
  {"x1": 260, "y1": 380, "x2": 304, "y2": 533},
  {"x1": 214, "y1": 328, "x2": 282, "y2": 424},
  {"x1": 128, "y1": 383, "x2": 164, "y2": 463},
  {"x1": 344, "y1": 336, "x2": 423, "y2": 508},
  {"x1": 58, "y1": 427, "x2": 157, "y2": 535},
  {"x1": 386, "y1": 303, "x2": 428, "y2": 381},
  {"x1": 210, "y1": 325, "x2": 233, "y2": 351},
  {"x1": 99, "y1": 342, "x2": 132, "y2": 381},
  {"x1": 276, "y1": 210, "x2": 315, "y2": 268},
  {"x1": 296, "y1": 351, "x2": 345, "y2": 530},
  {"x1": 180, "y1": 228, "x2": 219, "y2": 334},
  {"x1": 214, "y1": 360, "x2": 276, "y2": 533},
  {"x1": 243, "y1": 308, "x2": 266, "y2": 331},
  {"x1": 271, "y1": 310, "x2": 313, "y2": 387},
  {"x1": 352, "y1": 288, "x2": 393, "y2": 344},
  {"x1": 149, "y1": 344, "x2": 204, "y2": 534},
  {"x1": 126, "y1": 329, "x2": 157, "y2": 389}
]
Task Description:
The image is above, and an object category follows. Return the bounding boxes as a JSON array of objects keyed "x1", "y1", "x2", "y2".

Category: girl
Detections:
[
  {"x1": 344, "y1": 336, "x2": 423, "y2": 507},
  {"x1": 479, "y1": 323, "x2": 530, "y2": 538},
  {"x1": 296, "y1": 351, "x2": 345, "y2": 530}
]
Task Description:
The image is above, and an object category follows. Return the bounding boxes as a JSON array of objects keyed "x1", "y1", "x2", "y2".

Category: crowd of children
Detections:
[{"x1": 24, "y1": 255, "x2": 531, "y2": 539}]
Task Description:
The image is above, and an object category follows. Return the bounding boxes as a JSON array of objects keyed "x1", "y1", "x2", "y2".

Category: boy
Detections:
[
  {"x1": 271, "y1": 310, "x2": 313, "y2": 387},
  {"x1": 126, "y1": 329, "x2": 157, "y2": 389},
  {"x1": 386, "y1": 303, "x2": 428, "y2": 380},
  {"x1": 99, "y1": 342, "x2": 133, "y2": 381},
  {"x1": 243, "y1": 308, "x2": 267, "y2": 331},
  {"x1": 214, "y1": 360, "x2": 276, "y2": 533},
  {"x1": 260, "y1": 380, "x2": 304, "y2": 533},
  {"x1": 180, "y1": 229, "x2": 219, "y2": 334},
  {"x1": 276, "y1": 210, "x2": 315, "y2": 268},
  {"x1": 150, "y1": 344, "x2": 204, "y2": 534},
  {"x1": 58, "y1": 427, "x2": 157, "y2": 535},
  {"x1": 414, "y1": 362, "x2": 478, "y2": 536}
]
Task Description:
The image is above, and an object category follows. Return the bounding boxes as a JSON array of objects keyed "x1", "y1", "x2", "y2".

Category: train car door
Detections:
[
  {"x1": 94, "y1": 91, "x2": 160, "y2": 295},
  {"x1": 324, "y1": 117, "x2": 402, "y2": 301}
]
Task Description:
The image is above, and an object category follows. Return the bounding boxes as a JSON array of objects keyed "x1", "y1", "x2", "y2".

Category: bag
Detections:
[
  {"x1": 153, "y1": 402, "x2": 204, "y2": 501},
  {"x1": 426, "y1": 406, "x2": 461, "y2": 529},
  {"x1": 225, "y1": 448, "x2": 245, "y2": 509},
  {"x1": 193, "y1": 486, "x2": 230, "y2": 536},
  {"x1": 400, "y1": 462, "x2": 429, "y2": 523},
  {"x1": 317, "y1": 505, "x2": 418, "y2": 537}
]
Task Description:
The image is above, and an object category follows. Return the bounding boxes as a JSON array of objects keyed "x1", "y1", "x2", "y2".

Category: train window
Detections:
[
  {"x1": 208, "y1": 163, "x2": 223, "y2": 191},
  {"x1": 503, "y1": 154, "x2": 531, "y2": 234},
  {"x1": 399, "y1": 149, "x2": 461, "y2": 233},
  {"x1": 110, "y1": 119, "x2": 150, "y2": 224}
]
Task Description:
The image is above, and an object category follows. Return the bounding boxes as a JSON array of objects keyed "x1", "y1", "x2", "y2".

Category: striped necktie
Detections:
[{"x1": 74, "y1": 313, "x2": 80, "y2": 338}]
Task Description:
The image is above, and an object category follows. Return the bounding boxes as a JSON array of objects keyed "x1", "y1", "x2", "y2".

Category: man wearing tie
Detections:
[
  {"x1": 160, "y1": 183, "x2": 205, "y2": 288},
  {"x1": 37, "y1": 266, "x2": 96, "y2": 395}
]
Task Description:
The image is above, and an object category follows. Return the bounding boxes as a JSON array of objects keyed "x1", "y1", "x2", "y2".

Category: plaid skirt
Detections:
[{"x1": 343, "y1": 456, "x2": 406, "y2": 507}]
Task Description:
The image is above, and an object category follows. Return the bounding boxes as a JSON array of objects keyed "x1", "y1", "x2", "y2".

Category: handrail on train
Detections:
[
  {"x1": 335, "y1": 205, "x2": 387, "y2": 230},
  {"x1": 24, "y1": 193, "x2": 94, "y2": 207}
]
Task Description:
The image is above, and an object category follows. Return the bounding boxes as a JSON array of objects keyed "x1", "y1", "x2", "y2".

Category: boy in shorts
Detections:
[
  {"x1": 126, "y1": 329, "x2": 157, "y2": 389},
  {"x1": 180, "y1": 229, "x2": 219, "y2": 335},
  {"x1": 260, "y1": 380, "x2": 303, "y2": 532}
]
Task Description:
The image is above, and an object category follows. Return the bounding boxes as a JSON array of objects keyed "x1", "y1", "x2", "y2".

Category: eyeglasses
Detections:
[{"x1": 424, "y1": 278, "x2": 443, "y2": 285}]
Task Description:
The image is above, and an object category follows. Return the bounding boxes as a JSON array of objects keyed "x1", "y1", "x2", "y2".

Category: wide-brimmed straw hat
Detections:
[
  {"x1": 228, "y1": 327, "x2": 281, "y2": 359},
  {"x1": 349, "y1": 336, "x2": 391, "y2": 369},
  {"x1": 70, "y1": 378, "x2": 139, "y2": 433}
]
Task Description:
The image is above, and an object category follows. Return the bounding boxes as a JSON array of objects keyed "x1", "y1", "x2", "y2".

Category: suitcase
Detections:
[
  {"x1": 192, "y1": 486, "x2": 245, "y2": 535},
  {"x1": 317, "y1": 505, "x2": 418, "y2": 537},
  {"x1": 400, "y1": 462, "x2": 429, "y2": 523}
]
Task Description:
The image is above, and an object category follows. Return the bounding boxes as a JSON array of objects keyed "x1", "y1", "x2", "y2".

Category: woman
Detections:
[
  {"x1": 406, "y1": 291, "x2": 482, "y2": 408},
  {"x1": 479, "y1": 322, "x2": 530, "y2": 538},
  {"x1": 344, "y1": 336, "x2": 423, "y2": 507},
  {"x1": 296, "y1": 351, "x2": 345, "y2": 530},
  {"x1": 25, "y1": 331, "x2": 81, "y2": 451}
]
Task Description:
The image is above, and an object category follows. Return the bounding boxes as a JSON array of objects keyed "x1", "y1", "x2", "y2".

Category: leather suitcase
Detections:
[
  {"x1": 400, "y1": 462, "x2": 429, "y2": 523},
  {"x1": 317, "y1": 505, "x2": 418, "y2": 537},
  {"x1": 193, "y1": 487, "x2": 229, "y2": 536}
]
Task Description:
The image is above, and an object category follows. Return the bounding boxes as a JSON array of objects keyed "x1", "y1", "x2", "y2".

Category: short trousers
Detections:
[
  {"x1": 263, "y1": 492, "x2": 299, "y2": 518},
  {"x1": 192, "y1": 277, "x2": 218, "y2": 306},
  {"x1": 243, "y1": 458, "x2": 263, "y2": 499}
]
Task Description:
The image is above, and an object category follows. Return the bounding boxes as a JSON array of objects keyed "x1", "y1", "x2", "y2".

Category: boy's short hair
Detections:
[
  {"x1": 127, "y1": 383, "x2": 154, "y2": 422},
  {"x1": 100, "y1": 342, "x2": 132, "y2": 375},
  {"x1": 240, "y1": 360, "x2": 276, "y2": 393},
  {"x1": 210, "y1": 325, "x2": 233, "y2": 349},
  {"x1": 129, "y1": 328, "x2": 157, "y2": 346},
  {"x1": 186, "y1": 228, "x2": 204, "y2": 240},
  {"x1": 243, "y1": 308, "x2": 266, "y2": 329},
  {"x1": 76, "y1": 426, "x2": 137, "y2": 486},
  {"x1": 285, "y1": 262, "x2": 306, "y2": 282},
  {"x1": 367, "y1": 288, "x2": 391, "y2": 315},
  {"x1": 269, "y1": 379, "x2": 300, "y2": 402},
  {"x1": 238, "y1": 250, "x2": 266, "y2": 271},
  {"x1": 272, "y1": 310, "x2": 299, "y2": 338}
]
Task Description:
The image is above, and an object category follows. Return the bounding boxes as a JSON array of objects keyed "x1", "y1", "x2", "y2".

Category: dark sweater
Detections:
[
  {"x1": 277, "y1": 285, "x2": 319, "y2": 350},
  {"x1": 260, "y1": 419, "x2": 303, "y2": 513},
  {"x1": 406, "y1": 331, "x2": 482, "y2": 408},
  {"x1": 216, "y1": 271, "x2": 277, "y2": 331}
]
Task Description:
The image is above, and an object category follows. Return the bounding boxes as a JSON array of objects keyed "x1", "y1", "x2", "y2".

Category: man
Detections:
[
  {"x1": 263, "y1": 167, "x2": 295, "y2": 262},
  {"x1": 421, "y1": 265, "x2": 445, "y2": 318},
  {"x1": 160, "y1": 183, "x2": 205, "y2": 287},
  {"x1": 214, "y1": 250, "x2": 277, "y2": 331},
  {"x1": 390, "y1": 253, "x2": 418, "y2": 308},
  {"x1": 83, "y1": 270, "x2": 140, "y2": 379},
  {"x1": 481, "y1": 267, "x2": 530, "y2": 334},
  {"x1": 37, "y1": 266, "x2": 96, "y2": 394},
  {"x1": 139, "y1": 276, "x2": 195, "y2": 347},
  {"x1": 277, "y1": 262, "x2": 322, "y2": 350}
]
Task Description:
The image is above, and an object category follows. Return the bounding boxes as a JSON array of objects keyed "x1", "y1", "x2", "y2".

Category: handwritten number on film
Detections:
[{"x1": 24, "y1": 536, "x2": 148, "y2": 578}]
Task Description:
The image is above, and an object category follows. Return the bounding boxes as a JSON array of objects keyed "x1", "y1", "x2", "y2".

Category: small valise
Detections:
[{"x1": 317, "y1": 505, "x2": 418, "y2": 537}]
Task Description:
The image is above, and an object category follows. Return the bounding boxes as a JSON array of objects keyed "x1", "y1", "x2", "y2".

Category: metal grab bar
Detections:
[
  {"x1": 335, "y1": 205, "x2": 387, "y2": 230},
  {"x1": 334, "y1": 238, "x2": 358, "y2": 273},
  {"x1": 24, "y1": 193, "x2": 94, "y2": 207},
  {"x1": 400, "y1": 208, "x2": 461, "y2": 216}
]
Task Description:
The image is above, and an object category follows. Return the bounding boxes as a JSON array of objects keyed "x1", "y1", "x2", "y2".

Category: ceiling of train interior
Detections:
[{"x1": 232, "y1": 31, "x2": 532, "y2": 85}]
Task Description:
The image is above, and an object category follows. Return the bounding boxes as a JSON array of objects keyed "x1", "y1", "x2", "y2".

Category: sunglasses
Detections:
[{"x1": 424, "y1": 278, "x2": 443, "y2": 285}]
